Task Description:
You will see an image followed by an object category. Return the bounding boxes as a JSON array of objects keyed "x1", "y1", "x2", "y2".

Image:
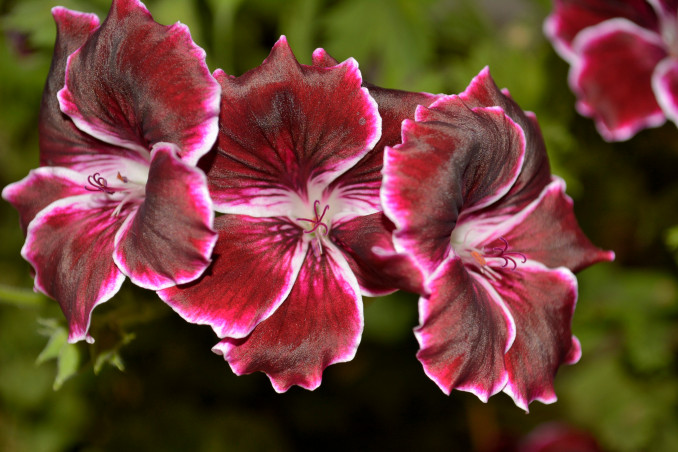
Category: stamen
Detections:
[
  {"x1": 483, "y1": 237, "x2": 527, "y2": 271},
  {"x1": 297, "y1": 200, "x2": 332, "y2": 257},
  {"x1": 85, "y1": 173, "x2": 114, "y2": 195},
  {"x1": 297, "y1": 200, "x2": 330, "y2": 235}
]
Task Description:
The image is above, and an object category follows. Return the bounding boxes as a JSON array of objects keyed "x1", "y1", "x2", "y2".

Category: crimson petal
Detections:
[
  {"x1": 331, "y1": 213, "x2": 423, "y2": 295},
  {"x1": 57, "y1": 0, "x2": 219, "y2": 165},
  {"x1": 495, "y1": 265, "x2": 579, "y2": 411},
  {"x1": 21, "y1": 196, "x2": 125, "y2": 343},
  {"x1": 570, "y1": 19, "x2": 667, "y2": 141},
  {"x1": 2, "y1": 167, "x2": 88, "y2": 234},
  {"x1": 159, "y1": 214, "x2": 306, "y2": 339},
  {"x1": 544, "y1": 0, "x2": 659, "y2": 60},
  {"x1": 214, "y1": 246, "x2": 363, "y2": 392},
  {"x1": 382, "y1": 104, "x2": 525, "y2": 275},
  {"x1": 415, "y1": 257, "x2": 514, "y2": 401},
  {"x1": 113, "y1": 144, "x2": 216, "y2": 290},
  {"x1": 489, "y1": 178, "x2": 615, "y2": 272},
  {"x1": 455, "y1": 68, "x2": 553, "y2": 216},
  {"x1": 207, "y1": 36, "x2": 380, "y2": 215},
  {"x1": 39, "y1": 7, "x2": 129, "y2": 170}
]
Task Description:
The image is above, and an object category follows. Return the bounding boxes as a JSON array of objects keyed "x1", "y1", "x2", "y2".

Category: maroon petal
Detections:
[
  {"x1": 39, "y1": 7, "x2": 129, "y2": 170},
  {"x1": 490, "y1": 178, "x2": 615, "y2": 272},
  {"x1": 213, "y1": 246, "x2": 363, "y2": 392},
  {"x1": 382, "y1": 105, "x2": 526, "y2": 275},
  {"x1": 415, "y1": 257, "x2": 513, "y2": 401},
  {"x1": 544, "y1": 0, "x2": 659, "y2": 60},
  {"x1": 329, "y1": 86, "x2": 442, "y2": 214},
  {"x1": 2, "y1": 167, "x2": 89, "y2": 234},
  {"x1": 652, "y1": 57, "x2": 678, "y2": 126},
  {"x1": 113, "y1": 144, "x2": 216, "y2": 290},
  {"x1": 312, "y1": 46, "x2": 442, "y2": 211},
  {"x1": 331, "y1": 212, "x2": 424, "y2": 295},
  {"x1": 495, "y1": 264, "x2": 579, "y2": 411},
  {"x1": 159, "y1": 214, "x2": 306, "y2": 339},
  {"x1": 57, "y1": 0, "x2": 219, "y2": 165},
  {"x1": 454, "y1": 68, "x2": 553, "y2": 216},
  {"x1": 570, "y1": 19, "x2": 667, "y2": 141},
  {"x1": 21, "y1": 196, "x2": 125, "y2": 343},
  {"x1": 207, "y1": 36, "x2": 380, "y2": 214}
]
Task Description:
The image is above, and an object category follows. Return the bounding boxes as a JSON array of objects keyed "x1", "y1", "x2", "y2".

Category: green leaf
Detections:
[
  {"x1": 53, "y1": 342, "x2": 79, "y2": 390},
  {"x1": 35, "y1": 319, "x2": 81, "y2": 390}
]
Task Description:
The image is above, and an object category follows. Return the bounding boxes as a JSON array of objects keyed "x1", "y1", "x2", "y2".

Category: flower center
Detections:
[
  {"x1": 297, "y1": 200, "x2": 331, "y2": 256},
  {"x1": 457, "y1": 236, "x2": 526, "y2": 281},
  {"x1": 85, "y1": 170, "x2": 145, "y2": 216}
]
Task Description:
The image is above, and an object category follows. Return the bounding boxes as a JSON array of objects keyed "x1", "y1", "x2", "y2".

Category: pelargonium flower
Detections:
[
  {"x1": 160, "y1": 36, "x2": 434, "y2": 392},
  {"x1": 381, "y1": 68, "x2": 614, "y2": 410},
  {"x1": 1, "y1": 0, "x2": 220, "y2": 343},
  {"x1": 545, "y1": 0, "x2": 678, "y2": 141}
]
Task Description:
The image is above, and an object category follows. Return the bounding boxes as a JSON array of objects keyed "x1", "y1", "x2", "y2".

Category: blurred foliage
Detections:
[{"x1": 1, "y1": 0, "x2": 678, "y2": 451}]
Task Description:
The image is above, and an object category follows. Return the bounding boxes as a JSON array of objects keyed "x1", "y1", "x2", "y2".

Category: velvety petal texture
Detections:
[
  {"x1": 381, "y1": 68, "x2": 613, "y2": 410},
  {"x1": 3, "y1": 0, "x2": 219, "y2": 343},
  {"x1": 546, "y1": 0, "x2": 678, "y2": 140},
  {"x1": 207, "y1": 36, "x2": 380, "y2": 216},
  {"x1": 166, "y1": 36, "x2": 434, "y2": 391},
  {"x1": 214, "y1": 247, "x2": 363, "y2": 393}
]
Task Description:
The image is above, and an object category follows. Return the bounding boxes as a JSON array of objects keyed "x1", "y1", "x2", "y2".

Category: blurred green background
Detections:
[{"x1": 1, "y1": 0, "x2": 677, "y2": 450}]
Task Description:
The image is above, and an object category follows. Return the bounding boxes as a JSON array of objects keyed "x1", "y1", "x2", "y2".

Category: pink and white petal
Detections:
[
  {"x1": 494, "y1": 264, "x2": 579, "y2": 412},
  {"x1": 382, "y1": 106, "x2": 526, "y2": 275},
  {"x1": 544, "y1": 0, "x2": 659, "y2": 61},
  {"x1": 39, "y1": 7, "x2": 131, "y2": 169},
  {"x1": 652, "y1": 57, "x2": 678, "y2": 126},
  {"x1": 58, "y1": 0, "x2": 219, "y2": 164},
  {"x1": 415, "y1": 257, "x2": 514, "y2": 401},
  {"x1": 159, "y1": 214, "x2": 307, "y2": 339},
  {"x1": 213, "y1": 245, "x2": 363, "y2": 393},
  {"x1": 21, "y1": 195, "x2": 125, "y2": 343},
  {"x1": 2, "y1": 167, "x2": 89, "y2": 234},
  {"x1": 208, "y1": 36, "x2": 380, "y2": 212},
  {"x1": 113, "y1": 144, "x2": 216, "y2": 290},
  {"x1": 331, "y1": 212, "x2": 424, "y2": 296},
  {"x1": 569, "y1": 19, "x2": 667, "y2": 141},
  {"x1": 480, "y1": 178, "x2": 615, "y2": 272}
]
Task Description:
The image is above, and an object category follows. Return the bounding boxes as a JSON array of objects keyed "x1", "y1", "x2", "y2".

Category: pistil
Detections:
[
  {"x1": 461, "y1": 237, "x2": 526, "y2": 281},
  {"x1": 298, "y1": 200, "x2": 331, "y2": 256}
]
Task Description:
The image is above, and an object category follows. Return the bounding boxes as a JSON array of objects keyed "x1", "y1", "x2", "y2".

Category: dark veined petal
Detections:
[
  {"x1": 207, "y1": 36, "x2": 380, "y2": 216},
  {"x1": 113, "y1": 143, "x2": 216, "y2": 290},
  {"x1": 652, "y1": 57, "x2": 678, "y2": 127},
  {"x1": 21, "y1": 195, "x2": 126, "y2": 343},
  {"x1": 415, "y1": 257, "x2": 514, "y2": 401},
  {"x1": 544, "y1": 0, "x2": 659, "y2": 61},
  {"x1": 453, "y1": 68, "x2": 553, "y2": 217},
  {"x1": 39, "y1": 7, "x2": 130, "y2": 170},
  {"x1": 331, "y1": 212, "x2": 424, "y2": 295},
  {"x1": 57, "y1": 0, "x2": 219, "y2": 165},
  {"x1": 159, "y1": 214, "x2": 307, "y2": 339},
  {"x1": 213, "y1": 245, "x2": 363, "y2": 393},
  {"x1": 484, "y1": 178, "x2": 615, "y2": 272},
  {"x1": 328, "y1": 86, "x2": 442, "y2": 215},
  {"x1": 2, "y1": 167, "x2": 89, "y2": 234},
  {"x1": 569, "y1": 19, "x2": 667, "y2": 141},
  {"x1": 494, "y1": 264, "x2": 579, "y2": 412},
  {"x1": 382, "y1": 104, "x2": 526, "y2": 276},
  {"x1": 312, "y1": 47, "x2": 442, "y2": 213}
]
